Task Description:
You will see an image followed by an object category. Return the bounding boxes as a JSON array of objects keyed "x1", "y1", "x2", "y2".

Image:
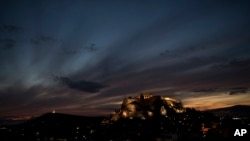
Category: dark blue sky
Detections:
[{"x1": 0, "y1": 0, "x2": 250, "y2": 118}]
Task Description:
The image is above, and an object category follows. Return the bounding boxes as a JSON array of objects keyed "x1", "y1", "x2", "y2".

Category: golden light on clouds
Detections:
[{"x1": 182, "y1": 92, "x2": 250, "y2": 111}]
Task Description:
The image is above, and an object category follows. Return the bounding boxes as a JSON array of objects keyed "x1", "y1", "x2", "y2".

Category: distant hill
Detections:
[
  {"x1": 205, "y1": 105, "x2": 250, "y2": 117},
  {"x1": 0, "y1": 113, "x2": 104, "y2": 126},
  {"x1": 0, "y1": 118, "x2": 25, "y2": 126},
  {"x1": 24, "y1": 112, "x2": 104, "y2": 127},
  {"x1": 0, "y1": 113, "x2": 105, "y2": 140}
]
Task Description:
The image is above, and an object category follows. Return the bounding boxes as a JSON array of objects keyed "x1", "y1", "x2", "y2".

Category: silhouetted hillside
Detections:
[
  {"x1": 0, "y1": 113, "x2": 104, "y2": 141},
  {"x1": 1, "y1": 110, "x2": 249, "y2": 141},
  {"x1": 206, "y1": 105, "x2": 250, "y2": 117},
  {"x1": 0, "y1": 118, "x2": 25, "y2": 126},
  {"x1": 29, "y1": 112, "x2": 103, "y2": 125}
]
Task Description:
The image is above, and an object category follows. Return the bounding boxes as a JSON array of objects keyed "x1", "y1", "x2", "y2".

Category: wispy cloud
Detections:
[
  {"x1": 0, "y1": 38, "x2": 16, "y2": 49},
  {"x1": 182, "y1": 92, "x2": 250, "y2": 110},
  {"x1": 211, "y1": 57, "x2": 250, "y2": 70},
  {"x1": 54, "y1": 76, "x2": 108, "y2": 93},
  {"x1": 0, "y1": 24, "x2": 21, "y2": 32},
  {"x1": 228, "y1": 87, "x2": 248, "y2": 95},
  {"x1": 30, "y1": 35, "x2": 60, "y2": 44},
  {"x1": 59, "y1": 43, "x2": 98, "y2": 55}
]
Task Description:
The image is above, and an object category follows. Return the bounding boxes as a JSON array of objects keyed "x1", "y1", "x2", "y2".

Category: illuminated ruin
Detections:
[{"x1": 111, "y1": 93, "x2": 185, "y2": 121}]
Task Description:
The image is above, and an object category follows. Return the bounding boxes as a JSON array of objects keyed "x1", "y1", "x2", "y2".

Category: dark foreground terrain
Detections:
[{"x1": 0, "y1": 106, "x2": 249, "y2": 141}]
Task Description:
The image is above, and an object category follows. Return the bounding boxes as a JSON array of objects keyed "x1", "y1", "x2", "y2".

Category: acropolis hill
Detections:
[{"x1": 111, "y1": 93, "x2": 186, "y2": 121}]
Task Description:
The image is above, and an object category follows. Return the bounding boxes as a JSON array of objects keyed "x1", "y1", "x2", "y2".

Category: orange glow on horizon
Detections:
[
  {"x1": 182, "y1": 92, "x2": 250, "y2": 111},
  {"x1": 8, "y1": 115, "x2": 33, "y2": 121}
]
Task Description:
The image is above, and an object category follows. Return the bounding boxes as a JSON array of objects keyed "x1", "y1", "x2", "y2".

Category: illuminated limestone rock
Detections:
[{"x1": 112, "y1": 93, "x2": 185, "y2": 121}]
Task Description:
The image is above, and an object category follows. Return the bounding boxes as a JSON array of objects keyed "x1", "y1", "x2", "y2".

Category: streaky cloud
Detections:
[
  {"x1": 0, "y1": 24, "x2": 21, "y2": 32},
  {"x1": 54, "y1": 76, "x2": 108, "y2": 93}
]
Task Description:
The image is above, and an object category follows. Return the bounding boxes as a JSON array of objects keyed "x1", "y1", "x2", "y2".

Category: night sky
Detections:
[{"x1": 1, "y1": 0, "x2": 250, "y2": 119}]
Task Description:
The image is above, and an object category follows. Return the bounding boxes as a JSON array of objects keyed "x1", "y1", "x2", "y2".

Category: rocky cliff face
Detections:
[{"x1": 111, "y1": 93, "x2": 185, "y2": 121}]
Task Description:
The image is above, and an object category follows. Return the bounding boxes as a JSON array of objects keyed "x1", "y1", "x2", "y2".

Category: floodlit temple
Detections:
[{"x1": 111, "y1": 93, "x2": 185, "y2": 121}]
